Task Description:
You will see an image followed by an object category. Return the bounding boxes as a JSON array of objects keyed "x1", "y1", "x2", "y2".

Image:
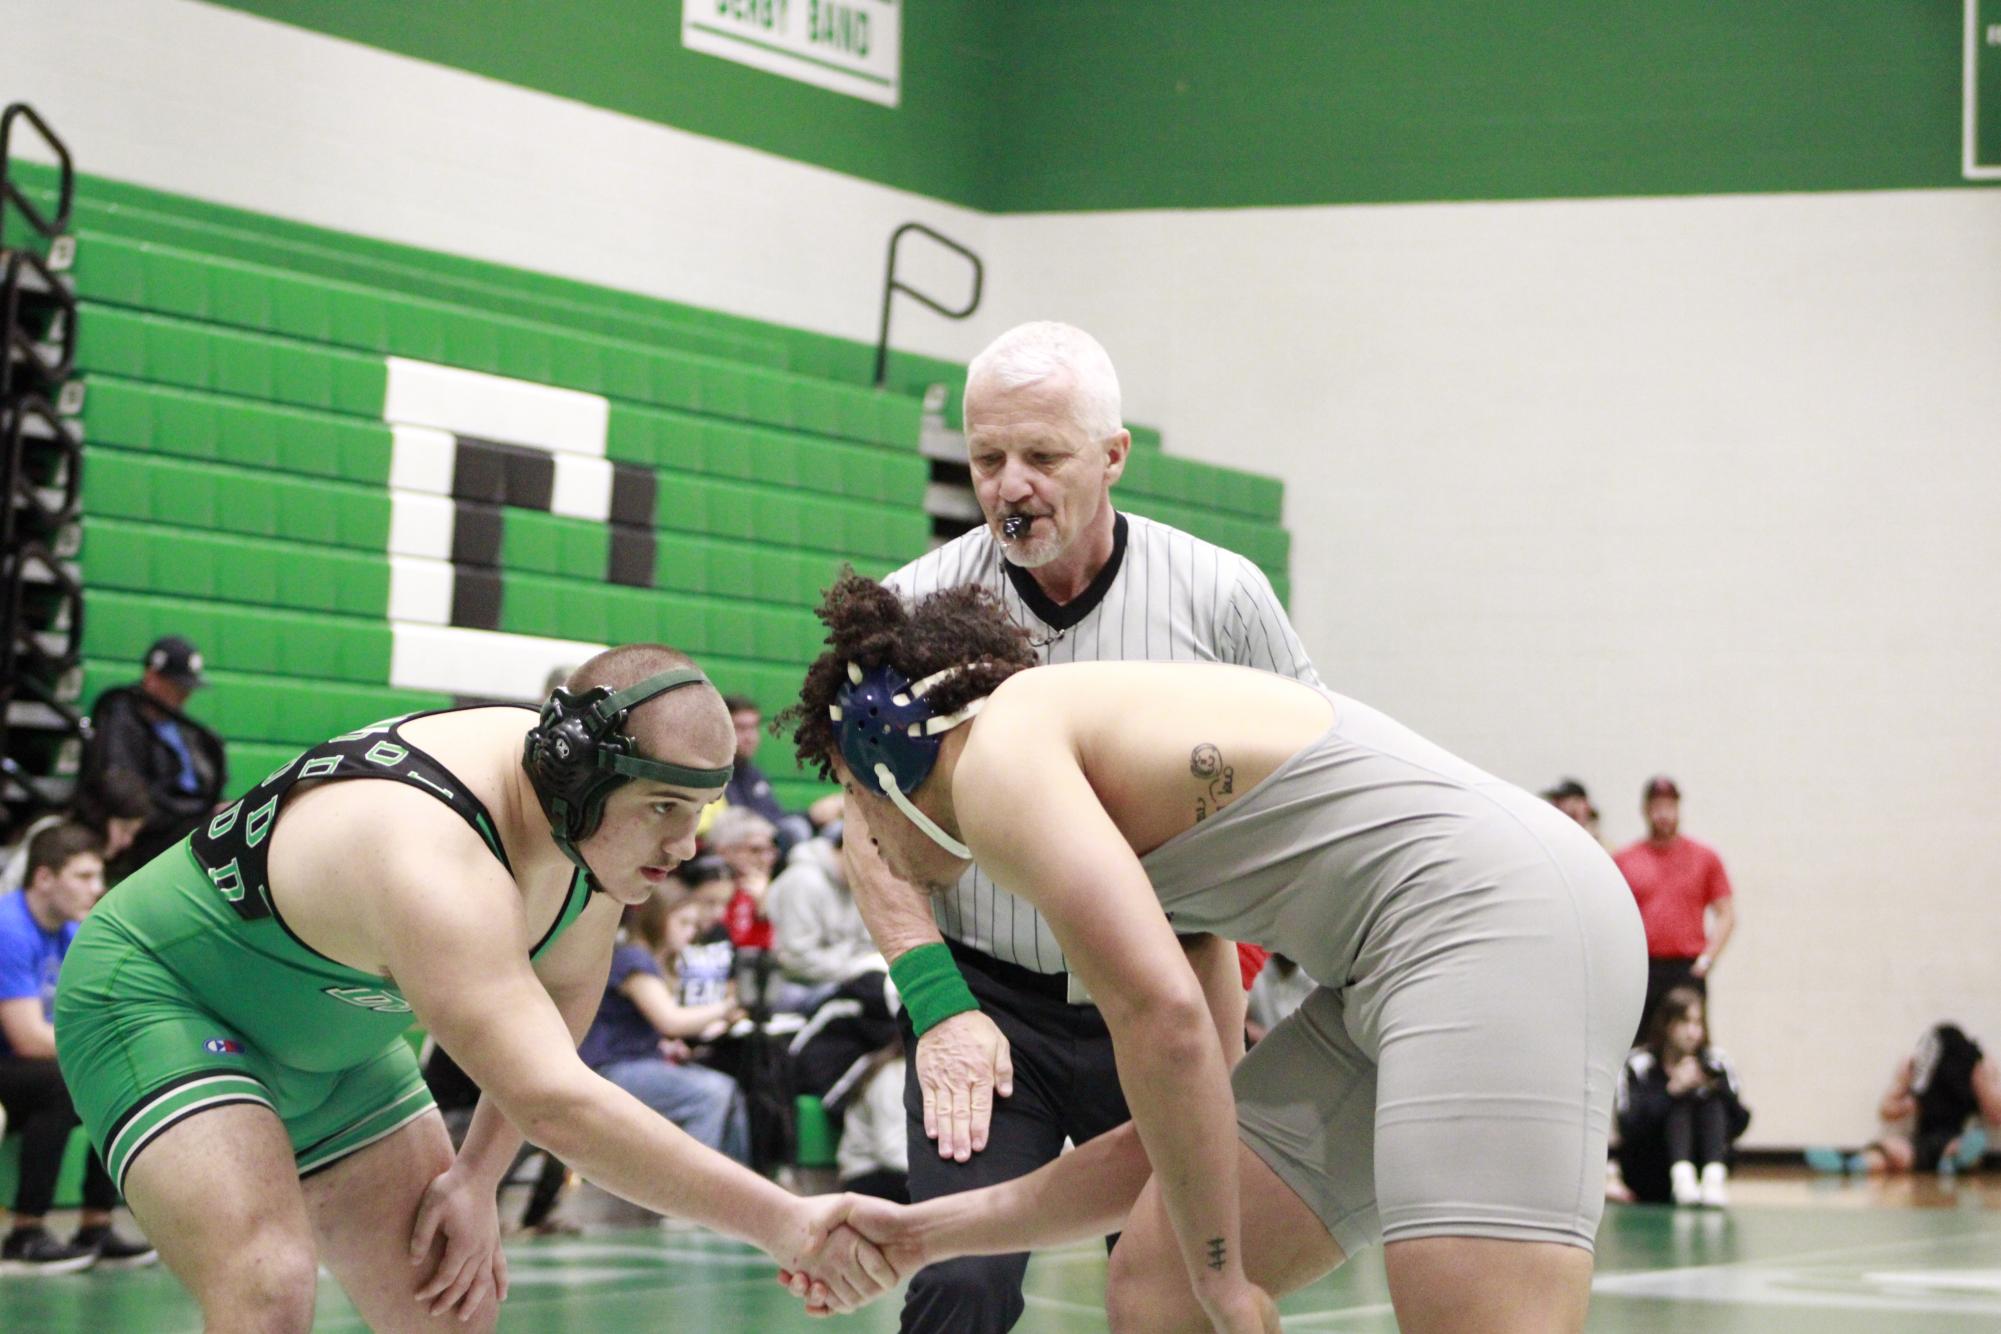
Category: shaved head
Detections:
[{"x1": 567, "y1": 644, "x2": 734, "y2": 778}]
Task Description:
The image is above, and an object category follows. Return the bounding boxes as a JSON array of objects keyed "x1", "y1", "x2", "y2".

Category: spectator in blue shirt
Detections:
[
  {"x1": 0, "y1": 824, "x2": 154, "y2": 1272},
  {"x1": 577, "y1": 886, "x2": 750, "y2": 1167}
]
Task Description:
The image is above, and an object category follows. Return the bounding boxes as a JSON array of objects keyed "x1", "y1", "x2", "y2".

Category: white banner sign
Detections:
[{"x1": 684, "y1": 0, "x2": 901, "y2": 108}]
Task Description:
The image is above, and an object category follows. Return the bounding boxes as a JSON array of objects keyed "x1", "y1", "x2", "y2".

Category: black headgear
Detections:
[{"x1": 523, "y1": 667, "x2": 734, "y2": 890}]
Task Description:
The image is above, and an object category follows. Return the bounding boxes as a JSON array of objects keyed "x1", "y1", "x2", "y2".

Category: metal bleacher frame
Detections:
[
  {"x1": 869, "y1": 221, "x2": 991, "y2": 544},
  {"x1": 1, "y1": 103, "x2": 87, "y2": 822}
]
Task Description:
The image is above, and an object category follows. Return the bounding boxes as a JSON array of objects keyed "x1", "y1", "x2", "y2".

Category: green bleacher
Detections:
[{"x1": 5, "y1": 161, "x2": 1293, "y2": 809}]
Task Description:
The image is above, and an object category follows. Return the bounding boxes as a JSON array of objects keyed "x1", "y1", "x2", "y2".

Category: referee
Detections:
[{"x1": 846, "y1": 321, "x2": 1319, "y2": 1334}]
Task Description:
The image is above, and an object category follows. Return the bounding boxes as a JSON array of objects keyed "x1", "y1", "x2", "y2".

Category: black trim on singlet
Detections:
[
  {"x1": 102, "y1": 1068, "x2": 243, "y2": 1160},
  {"x1": 1003, "y1": 512, "x2": 1128, "y2": 631},
  {"x1": 115, "y1": 1096, "x2": 272, "y2": 1194},
  {"x1": 188, "y1": 707, "x2": 549, "y2": 945}
]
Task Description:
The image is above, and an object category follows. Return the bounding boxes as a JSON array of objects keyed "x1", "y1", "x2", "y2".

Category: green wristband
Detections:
[{"x1": 889, "y1": 942, "x2": 980, "y2": 1037}]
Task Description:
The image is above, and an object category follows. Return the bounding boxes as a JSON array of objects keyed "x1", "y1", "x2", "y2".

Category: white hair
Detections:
[
  {"x1": 964, "y1": 321, "x2": 1123, "y2": 440},
  {"x1": 707, "y1": 806, "x2": 776, "y2": 850}
]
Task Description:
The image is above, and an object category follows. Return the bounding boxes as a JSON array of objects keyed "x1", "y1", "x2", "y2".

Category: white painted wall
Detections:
[
  {"x1": 15, "y1": 1, "x2": 2001, "y2": 1145},
  {"x1": 982, "y1": 192, "x2": 2001, "y2": 1147}
]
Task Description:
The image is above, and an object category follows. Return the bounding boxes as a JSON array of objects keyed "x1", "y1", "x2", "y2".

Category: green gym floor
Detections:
[{"x1": 5, "y1": 1171, "x2": 1998, "y2": 1330}]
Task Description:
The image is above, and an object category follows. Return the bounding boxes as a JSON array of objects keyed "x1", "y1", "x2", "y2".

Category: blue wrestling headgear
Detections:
[{"x1": 831, "y1": 660, "x2": 985, "y2": 859}]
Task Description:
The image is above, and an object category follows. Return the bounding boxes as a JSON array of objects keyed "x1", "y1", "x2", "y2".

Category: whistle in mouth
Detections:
[{"x1": 1002, "y1": 515, "x2": 1032, "y2": 540}]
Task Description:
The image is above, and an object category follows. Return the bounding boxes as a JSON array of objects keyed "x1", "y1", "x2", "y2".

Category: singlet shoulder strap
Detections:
[
  {"x1": 190, "y1": 710, "x2": 522, "y2": 922},
  {"x1": 529, "y1": 869, "x2": 593, "y2": 961}
]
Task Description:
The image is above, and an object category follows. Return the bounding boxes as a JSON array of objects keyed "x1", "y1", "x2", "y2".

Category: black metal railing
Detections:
[
  {"x1": 872, "y1": 222, "x2": 983, "y2": 388},
  {"x1": 0, "y1": 104, "x2": 84, "y2": 817},
  {"x1": 0, "y1": 102, "x2": 74, "y2": 244}
]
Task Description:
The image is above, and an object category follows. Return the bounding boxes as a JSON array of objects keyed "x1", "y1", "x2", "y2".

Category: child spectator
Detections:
[
  {"x1": 0, "y1": 824, "x2": 155, "y2": 1270},
  {"x1": 1807, "y1": 1023, "x2": 2001, "y2": 1175},
  {"x1": 674, "y1": 856, "x2": 738, "y2": 1009},
  {"x1": 1614, "y1": 985, "x2": 1750, "y2": 1207},
  {"x1": 577, "y1": 887, "x2": 750, "y2": 1165}
]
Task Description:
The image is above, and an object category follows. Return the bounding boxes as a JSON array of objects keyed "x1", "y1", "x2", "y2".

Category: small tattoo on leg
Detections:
[{"x1": 1206, "y1": 1237, "x2": 1227, "y2": 1272}]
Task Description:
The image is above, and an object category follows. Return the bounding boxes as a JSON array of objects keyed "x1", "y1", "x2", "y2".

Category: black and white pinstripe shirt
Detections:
[{"x1": 885, "y1": 511, "x2": 1320, "y2": 973}]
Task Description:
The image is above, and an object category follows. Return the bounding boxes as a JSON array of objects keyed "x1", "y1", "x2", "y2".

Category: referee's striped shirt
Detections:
[{"x1": 884, "y1": 510, "x2": 1320, "y2": 974}]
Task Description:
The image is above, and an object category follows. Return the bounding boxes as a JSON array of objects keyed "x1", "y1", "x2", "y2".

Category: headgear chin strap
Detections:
[
  {"x1": 831, "y1": 661, "x2": 983, "y2": 860},
  {"x1": 524, "y1": 667, "x2": 735, "y2": 890}
]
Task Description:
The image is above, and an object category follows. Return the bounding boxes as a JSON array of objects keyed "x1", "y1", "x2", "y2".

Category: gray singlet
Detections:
[{"x1": 1141, "y1": 690, "x2": 1647, "y2": 1254}]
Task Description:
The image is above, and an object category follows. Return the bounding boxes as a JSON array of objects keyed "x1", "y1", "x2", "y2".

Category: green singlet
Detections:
[{"x1": 54, "y1": 709, "x2": 592, "y2": 1193}]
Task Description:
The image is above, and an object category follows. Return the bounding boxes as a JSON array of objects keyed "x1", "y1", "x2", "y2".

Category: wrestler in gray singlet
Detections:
[{"x1": 1140, "y1": 691, "x2": 1646, "y2": 1256}]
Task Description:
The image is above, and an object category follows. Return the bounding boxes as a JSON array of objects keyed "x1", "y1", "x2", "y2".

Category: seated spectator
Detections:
[
  {"x1": 0, "y1": 824, "x2": 154, "y2": 1271},
  {"x1": 577, "y1": 887, "x2": 751, "y2": 1166},
  {"x1": 767, "y1": 825, "x2": 882, "y2": 1014},
  {"x1": 721, "y1": 695, "x2": 815, "y2": 853},
  {"x1": 1, "y1": 768, "x2": 153, "y2": 895},
  {"x1": 1613, "y1": 985, "x2": 1749, "y2": 1207},
  {"x1": 835, "y1": 1048, "x2": 908, "y2": 1204},
  {"x1": 788, "y1": 971, "x2": 906, "y2": 1203},
  {"x1": 708, "y1": 807, "x2": 780, "y2": 952},
  {"x1": 78, "y1": 637, "x2": 227, "y2": 876},
  {"x1": 1245, "y1": 953, "x2": 1315, "y2": 1047},
  {"x1": 1807, "y1": 1023, "x2": 2001, "y2": 1175}
]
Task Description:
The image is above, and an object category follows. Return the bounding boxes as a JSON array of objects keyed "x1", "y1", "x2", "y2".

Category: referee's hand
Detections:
[{"x1": 918, "y1": 1011, "x2": 1015, "y2": 1161}]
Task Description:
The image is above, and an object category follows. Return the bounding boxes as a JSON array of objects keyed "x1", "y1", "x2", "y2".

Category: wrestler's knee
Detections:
[
  {"x1": 208, "y1": 1230, "x2": 319, "y2": 1333},
  {"x1": 1105, "y1": 1235, "x2": 1208, "y2": 1334}
]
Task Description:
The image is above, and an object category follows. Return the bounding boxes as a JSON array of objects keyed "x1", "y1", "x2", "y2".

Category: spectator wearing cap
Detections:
[
  {"x1": 78, "y1": 636, "x2": 228, "y2": 876},
  {"x1": 1614, "y1": 776, "x2": 1737, "y2": 1042}
]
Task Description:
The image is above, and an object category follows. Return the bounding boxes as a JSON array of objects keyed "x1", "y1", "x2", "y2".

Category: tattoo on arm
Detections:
[
  {"x1": 1190, "y1": 744, "x2": 1236, "y2": 822},
  {"x1": 1207, "y1": 1236, "x2": 1227, "y2": 1272},
  {"x1": 1191, "y1": 744, "x2": 1222, "y2": 778}
]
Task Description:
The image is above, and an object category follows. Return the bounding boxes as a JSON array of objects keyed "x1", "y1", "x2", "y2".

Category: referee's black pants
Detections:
[{"x1": 898, "y1": 943, "x2": 1131, "y2": 1334}]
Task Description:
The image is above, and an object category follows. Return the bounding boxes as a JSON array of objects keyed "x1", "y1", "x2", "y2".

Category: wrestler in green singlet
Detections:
[{"x1": 56, "y1": 709, "x2": 591, "y2": 1191}]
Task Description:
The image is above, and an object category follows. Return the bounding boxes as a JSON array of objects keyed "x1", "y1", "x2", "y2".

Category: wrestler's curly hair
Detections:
[{"x1": 779, "y1": 567, "x2": 1038, "y2": 781}]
